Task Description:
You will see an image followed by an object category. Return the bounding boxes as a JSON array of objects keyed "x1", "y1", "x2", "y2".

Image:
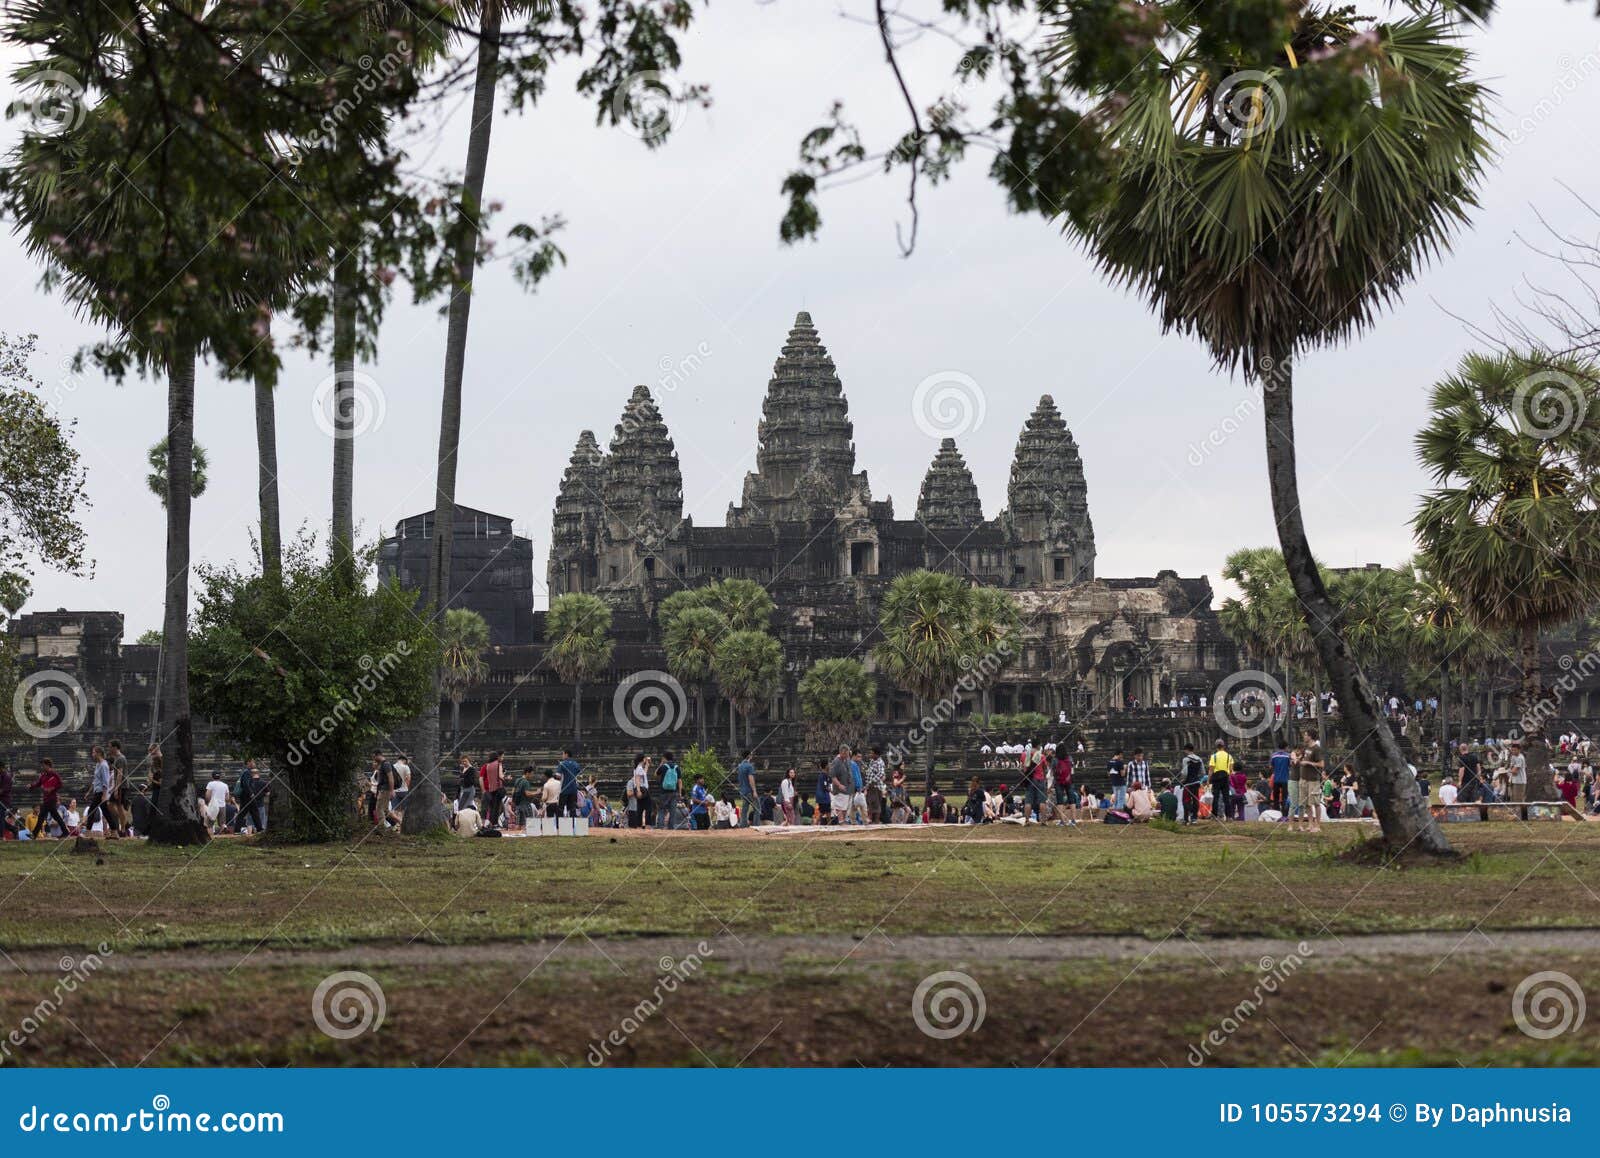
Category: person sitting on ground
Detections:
[
  {"x1": 451, "y1": 803, "x2": 482, "y2": 837},
  {"x1": 1156, "y1": 779, "x2": 1180, "y2": 823},
  {"x1": 713, "y1": 792, "x2": 736, "y2": 830},
  {"x1": 1128, "y1": 781, "x2": 1156, "y2": 821}
]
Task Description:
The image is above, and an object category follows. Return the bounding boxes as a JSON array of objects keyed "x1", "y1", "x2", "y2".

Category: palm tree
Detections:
[
  {"x1": 146, "y1": 439, "x2": 209, "y2": 506},
  {"x1": 1051, "y1": 10, "x2": 1489, "y2": 853},
  {"x1": 711, "y1": 630, "x2": 784, "y2": 749},
  {"x1": 965, "y1": 586, "x2": 1021, "y2": 721},
  {"x1": 1406, "y1": 557, "x2": 1470, "y2": 776},
  {"x1": 874, "y1": 569, "x2": 977, "y2": 793},
  {"x1": 439, "y1": 608, "x2": 491, "y2": 746},
  {"x1": 1413, "y1": 350, "x2": 1600, "y2": 800},
  {"x1": 662, "y1": 605, "x2": 727, "y2": 746},
  {"x1": 703, "y1": 578, "x2": 776, "y2": 632},
  {"x1": 798, "y1": 657, "x2": 876, "y2": 753},
  {"x1": 545, "y1": 592, "x2": 615, "y2": 739}
]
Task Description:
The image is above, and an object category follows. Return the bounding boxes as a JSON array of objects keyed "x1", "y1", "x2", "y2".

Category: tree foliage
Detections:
[
  {"x1": 189, "y1": 536, "x2": 441, "y2": 841},
  {"x1": 798, "y1": 656, "x2": 876, "y2": 751}
]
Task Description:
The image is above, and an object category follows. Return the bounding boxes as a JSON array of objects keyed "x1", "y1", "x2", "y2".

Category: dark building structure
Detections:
[{"x1": 377, "y1": 506, "x2": 535, "y2": 646}]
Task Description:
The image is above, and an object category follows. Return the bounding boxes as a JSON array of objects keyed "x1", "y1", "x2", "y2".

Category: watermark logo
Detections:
[
  {"x1": 1188, "y1": 944, "x2": 1313, "y2": 1064},
  {"x1": 312, "y1": 369, "x2": 387, "y2": 440},
  {"x1": 12, "y1": 669, "x2": 88, "y2": 740},
  {"x1": 911, "y1": 970, "x2": 986, "y2": 1040},
  {"x1": 1212, "y1": 670, "x2": 1284, "y2": 740},
  {"x1": 1512, "y1": 970, "x2": 1586, "y2": 1040},
  {"x1": 586, "y1": 943, "x2": 712, "y2": 1065},
  {"x1": 312, "y1": 971, "x2": 386, "y2": 1040},
  {"x1": 912, "y1": 371, "x2": 986, "y2": 439},
  {"x1": 613, "y1": 670, "x2": 688, "y2": 739},
  {"x1": 614, "y1": 71, "x2": 686, "y2": 142},
  {"x1": 18, "y1": 70, "x2": 86, "y2": 135},
  {"x1": 1512, "y1": 368, "x2": 1587, "y2": 440},
  {"x1": 1213, "y1": 71, "x2": 1286, "y2": 141}
]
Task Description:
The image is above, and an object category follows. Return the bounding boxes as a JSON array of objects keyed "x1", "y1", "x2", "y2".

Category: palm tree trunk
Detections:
[
  {"x1": 1261, "y1": 352, "x2": 1449, "y2": 853},
  {"x1": 254, "y1": 364, "x2": 281, "y2": 581},
  {"x1": 696, "y1": 687, "x2": 707, "y2": 747},
  {"x1": 727, "y1": 698, "x2": 737, "y2": 753},
  {"x1": 408, "y1": 0, "x2": 503, "y2": 836},
  {"x1": 148, "y1": 341, "x2": 208, "y2": 846},
  {"x1": 1520, "y1": 625, "x2": 1554, "y2": 800},
  {"x1": 330, "y1": 265, "x2": 357, "y2": 579},
  {"x1": 1279, "y1": 654, "x2": 1292, "y2": 739},
  {"x1": 574, "y1": 681, "x2": 584, "y2": 740},
  {"x1": 450, "y1": 698, "x2": 461, "y2": 740},
  {"x1": 1438, "y1": 653, "x2": 1450, "y2": 781}
]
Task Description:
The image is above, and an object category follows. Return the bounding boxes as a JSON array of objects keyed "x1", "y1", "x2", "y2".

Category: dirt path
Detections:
[{"x1": 12, "y1": 927, "x2": 1600, "y2": 973}]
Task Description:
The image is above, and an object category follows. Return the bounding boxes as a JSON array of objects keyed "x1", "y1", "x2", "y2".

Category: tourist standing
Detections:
[
  {"x1": 455, "y1": 754, "x2": 479, "y2": 811},
  {"x1": 392, "y1": 753, "x2": 411, "y2": 812},
  {"x1": 829, "y1": 747, "x2": 852, "y2": 823},
  {"x1": 1269, "y1": 744, "x2": 1291, "y2": 815},
  {"x1": 480, "y1": 752, "x2": 505, "y2": 828},
  {"x1": 632, "y1": 754, "x2": 654, "y2": 827},
  {"x1": 1505, "y1": 741, "x2": 1527, "y2": 803},
  {"x1": 84, "y1": 746, "x2": 115, "y2": 837},
  {"x1": 556, "y1": 748, "x2": 582, "y2": 818},
  {"x1": 815, "y1": 759, "x2": 834, "y2": 825},
  {"x1": 107, "y1": 740, "x2": 131, "y2": 836},
  {"x1": 658, "y1": 751, "x2": 682, "y2": 829},
  {"x1": 145, "y1": 743, "x2": 164, "y2": 812},
  {"x1": 848, "y1": 750, "x2": 868, "y2": 824},
  {"x1": 28, "y1": 759, "x2": 68, "y2": 840},
  {"x1": 372, "y1": 752, "x2": 401, "y2": 828},
  {"x1": 1179, "y1": 743, "x2": 1205, "y2": 824},
  {"x1": 1127, "y1": 748, "x2": 1151, "y2": 796},
  {"x1": 1207, "y1": 742, "x2": 1233, "y2": 822},
  {"x1": 779, "y1": 767, "x2": 797, "y2": 825},
  {"x1": 689, "y1": 774, "x2": 712, "y2": 830},
  {"x1": 736, "y1": 751, "x2": 758, "y2": 827},
  {"x1": 513, "y1": 766, "x2": 540, "y2": 828},
  {"x1": 202, "y1": 771, "x2": 232, "y2": 833},
  {"x1": 236, "y1": 760, "x2": 267, "y2": 835},
  {"x1": 1294, "y1": 732, "x2": 1324, "y2": 832},
  {"x1": 1107, "y1": 749, "x2": 1127, "y2": 811},
  {"x1": 864, "y1": 747, "x2": 887, "y2": 823}
]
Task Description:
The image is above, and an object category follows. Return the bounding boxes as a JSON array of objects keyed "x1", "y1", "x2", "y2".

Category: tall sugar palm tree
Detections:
[
  {"x1": 1413, "y1": 350, "x2": 1600, "y2": 800},
  {"x1": 965, "y1": 586, "x2": 1021, "y2": 722},
  {"x1": 704, "y1": 578, "x2": 776, "y2": 633},
  {"x1": 545, "y1": 592, "x2": 614, "y2": 740},
  {"x1": 711, "y1": 629, "x2": 784, "y2": 750},
  {"x1": 1050, "y1": 9, "x2": 1490, "y2": 852},
  {"x1": 439, "y1": 607, "x2": 491, "y2": 746},
  {"x1": 662, "y1": 605, "x2": 727, "y2": 747},
  {"x1": 874, "y1": 569, "x2": 977, "y2": 793}
]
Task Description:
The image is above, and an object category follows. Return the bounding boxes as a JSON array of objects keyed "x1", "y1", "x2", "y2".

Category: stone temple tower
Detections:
[
  {"x1": 596, "y1": 384, "x2": 686, "y2": 596},
  {"x1": 1001, "y1": 394, "x2": 1095, "y2": 586},
  {"x1": 547, "y1": 429, "x2": 605, "y2": 596},
  {"x1": 731, "y1": 312, "x2": 866, "y2": 525},
  {"x1": 916, "y1": 438, "x2": 984, "y2": 527}
]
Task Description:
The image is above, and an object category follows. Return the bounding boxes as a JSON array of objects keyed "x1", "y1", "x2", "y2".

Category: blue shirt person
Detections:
[{"x1": 736, "y1": 753, "x2": 758, "y2": 827}]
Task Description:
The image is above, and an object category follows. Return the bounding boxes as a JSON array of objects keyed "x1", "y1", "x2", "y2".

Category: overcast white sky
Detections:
[{"x1": 6, "y1": 1, "x2": 1600, "y2": 637}]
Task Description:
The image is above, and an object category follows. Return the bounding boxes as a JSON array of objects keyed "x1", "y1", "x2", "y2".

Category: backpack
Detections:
[{"x1": 661, "y1": 763, "x2": 680, "y2": 792}]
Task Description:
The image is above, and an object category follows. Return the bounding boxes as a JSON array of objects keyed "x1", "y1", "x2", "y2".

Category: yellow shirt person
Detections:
[{"x1": 1208, "y1": 745, "x2": 1235, "y2": 776}]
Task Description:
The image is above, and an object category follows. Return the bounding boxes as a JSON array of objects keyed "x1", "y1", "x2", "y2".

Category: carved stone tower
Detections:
[
  {"x1": 916, "y1": 438, "x2": 984, "y2": 527},
  {"x1": 547, "y1": 429, "x2": 605, "y2": 596},
  {"x1": 596, "y1": 385, "x2": 687, "y2": 598},
  {"x1": 1002, "y1": 394, "x2": 1096, "y2": 586},
  {"x1": 731, "y1": 312, "x2": 866, "y2": 525}
]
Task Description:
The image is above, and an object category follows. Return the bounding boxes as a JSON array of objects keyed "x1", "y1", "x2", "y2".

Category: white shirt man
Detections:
[
  {"x1": 203, "y1": 777, "x2": 230, "y2": 827},
  {"x1": 453, "y1": 807, "x2": 481, "y2": 837},
  {"x1": 1439, "y1": 781, "x2": 1459, "y2": 806},
  {"x1": 394, "y1": 757, "x2": 411, "y2": 792}
]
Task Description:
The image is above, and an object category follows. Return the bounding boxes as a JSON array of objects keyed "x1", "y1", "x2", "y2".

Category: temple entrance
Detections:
[{"x1": 1096, "y1": 642, "x2": 1155, "y2": 709}]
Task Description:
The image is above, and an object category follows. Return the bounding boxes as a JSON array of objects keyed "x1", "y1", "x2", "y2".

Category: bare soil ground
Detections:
[{"x1": 1, "y1": 821, "x2": 1596, "y2": 1066}]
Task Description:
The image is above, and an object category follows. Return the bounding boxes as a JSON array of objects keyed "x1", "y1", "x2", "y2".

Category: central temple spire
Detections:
[{"x1": 731, "y1": 312, "x2": 863, "y2": 524}]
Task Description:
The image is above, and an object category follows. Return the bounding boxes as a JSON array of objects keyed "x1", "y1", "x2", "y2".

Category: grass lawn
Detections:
[{"x1": 1, "y1": 821, "x2": 1597, "y2": 1066}]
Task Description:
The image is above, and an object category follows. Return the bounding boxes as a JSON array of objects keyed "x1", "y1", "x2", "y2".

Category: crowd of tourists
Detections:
[{"x1": 5, "y1": 727, "x2": 1598, "y2": 842}]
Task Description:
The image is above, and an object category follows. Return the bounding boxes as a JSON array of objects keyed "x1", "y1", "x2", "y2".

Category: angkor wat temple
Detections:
[
  {"x1": 6, "y1": 313, "x2": 1249, "y2": 767},
  {"x1": 380, "y1": 311, "x2": 1238, "y2": 745}
]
